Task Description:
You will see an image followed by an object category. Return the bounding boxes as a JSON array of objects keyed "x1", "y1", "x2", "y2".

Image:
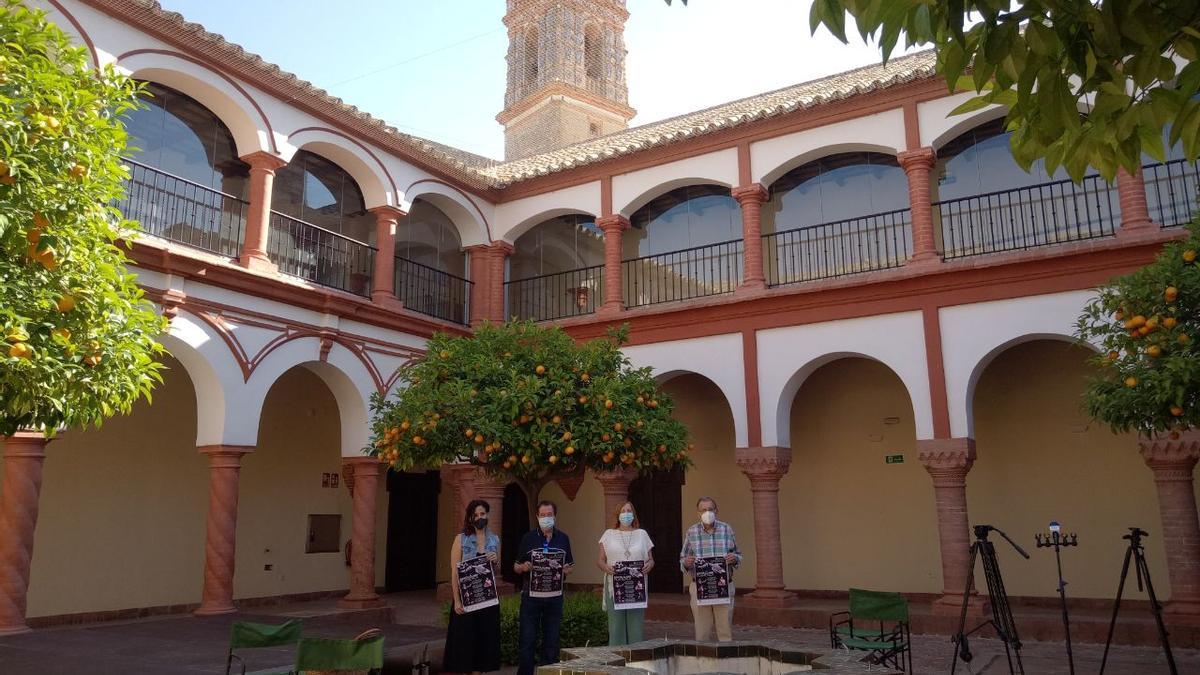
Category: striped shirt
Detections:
[{"x1": 679, "y1": 520, "x2": 742, "y2": 574}]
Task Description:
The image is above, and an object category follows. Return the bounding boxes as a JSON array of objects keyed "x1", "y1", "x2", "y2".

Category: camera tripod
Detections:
[
  {"x1": 1035, "y1": 523, "x2": 1077, "y2": 675},
  {"x1": 951, "y1": 525, "x2": 1030, "y2": 675},
  {"x1": 1099, "y1": 527, "x2": 1177, "y2": 675}
]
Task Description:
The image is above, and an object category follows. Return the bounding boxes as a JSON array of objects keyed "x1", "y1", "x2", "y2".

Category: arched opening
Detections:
[
  {"x1": 584, "y1": 24, "x2": 603, "y2": 83},
  {"x1": 508, "y1": 213, "x2": 606, "y2": 320},
  {"x1": 623, "y1": 185, "x2": 743, "y2": 307},
  {"x1": 934, "y1": 118, "x2": 1119, "y2": 258},
  {"x1": 523, "y1": 26, "x2": 539, "y2": 88},
  {"x1": 120, "y1": 81, "x2": 250, "y2": 256},
  {"x1": 269, "y1": 151, "x2": 375, "y2": 295},
  {"x1": 501, "y1": 481, "x2": 530, "y2": 584},
  {"x1": 763, "y1": 152, "x2": 910, "y2": 285},
  {"x1": 238, "y1": 364, "x2": 366, "y2": 600},
  {"x1": 781, "y1": 357, "x2": 938, "y2": 593},
  {"x1": 967, "y1": 340, "x2": 1168, "y2": 599},
  {"x1": 23, "y1": 354, "x2": 208, "y2": 618},
  {"x1": 659, "y1": 372, "x2": 748, "y2": 593},
  {"x1": 395, "y1": 198, "x2": 468, "y2": 323}
]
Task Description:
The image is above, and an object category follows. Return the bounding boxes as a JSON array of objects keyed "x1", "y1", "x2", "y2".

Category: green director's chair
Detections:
[
  {"x1": 294, "y1": 632, "x2": 385, "y2": 675},
  {"x1": 225, "y1": 618, "x2": 303, "y2": 675},
  {"x1": 829, "y1": 588, "x2": 913, "y2": 672}
]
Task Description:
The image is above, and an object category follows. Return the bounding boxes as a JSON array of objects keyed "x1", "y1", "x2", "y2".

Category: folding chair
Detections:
[
  {"x1": 829, "y1": 588, "x2": 913, "y2": 672},
  {"x1": 294, "y1": 634, "x2": 385, "y2": 675},
  {"x1": 225, "y1": 618, "x2": 303, "y2": 675}
]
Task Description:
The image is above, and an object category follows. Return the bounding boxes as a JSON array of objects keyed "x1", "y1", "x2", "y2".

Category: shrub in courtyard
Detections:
[
  {"x1": 0, "y1": 1, "x2": 165, "y2": 437},
  {"x1": 368, "y1": 320, "x2": 691, "y2": 523},
  {"x1": 443, "y1": 592, "x2": 607, "y2": 666},
  {"x1": 1077, "y1": 216, "x2": 1200, "y2": 434}
]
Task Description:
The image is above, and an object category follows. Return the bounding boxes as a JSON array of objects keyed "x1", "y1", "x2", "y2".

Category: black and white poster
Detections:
[
  {"x1": 528, "y1": 548, "x2": 566, "y2": 598},
  {"x1": 694, "y1": 555, "x2": 731, "y2": 606},
  {"x1": 456, "y1": 555, "x2": 499, "y2": 613},
  {"x1": 612, "y1": 560, "x2": 647, "y2": 610}
]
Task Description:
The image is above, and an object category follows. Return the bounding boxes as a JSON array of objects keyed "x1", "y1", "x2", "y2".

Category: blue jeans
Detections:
[{"x1": 518, "y1": 594, "x2": 564, "y2": 675}]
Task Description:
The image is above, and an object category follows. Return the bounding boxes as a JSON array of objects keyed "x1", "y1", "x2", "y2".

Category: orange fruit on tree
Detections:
[
  {"x1": 1107, "y1": 350, "x2": 1119, "y2": 361},
  {"x1": 564, "y1": 446, "x2": 575, "y2": 455},
  {"x1": 648, "y1": 400, "x2": 658, "y2": 409},
  {"x1": 1147, "y1": 345, "x2": 1163, "y2": 357},
  {"x1": 439, "y1": 350, "x2": 450, "y2": 359},
  {"x1": 1164, "y1": 317, "x2": 1178, "y2": 329},
  {"x1": 1172, "y1": 406, "x2": 1185, "y2": 417},
  {"x1": 613, "y1": 422, "x2": 622, "y2": 431},
  {"x1": 581, "y1": 372, "x2": 590, "y2": 381},
  {"x1": 1181, "y1": 334, "x2": 1192, "y2": 344},
  {"x1": 68, "y1": 163, "x2": 87, "y2": 180},
  {"x1": 636, "y1": 420, "x2": 644, "y2": 428},
  {"x1": 536, "y1": 364, "x2": 546, "y2": 375},
  {"x1": 1125, "y1": 377, "x2": 1138, "y2": 388},
  {"x1": 412, "y1": 435, "x2": 424, "y2": 445},
  {"x1": 51, "y1": 327, "x2": 70, "y2": 340},
  {"x1": 32, "y1": 213, "x2": 49, "y2": 229},
  {"x1": 465, "y1": 428, "x2": 475, "y2": 438},
  {"x1": 521, "y1": 455, "x2": 531, "y2": 465},
  {"x1": 604, "y1": 399, "x2": 613, "y2": 409},
  {"x1": 400, "y1": 420, "x2": 411, "y2": 430},
  {"x1": 1139, "y1": 325, "x2": 1152, "y2": 336},
  {"x1": 552, "y1": 415, "x2": 561, "y2": 424},
  {"x1": 548, "y1": 455, "x2": 558, "y2": 464},
  {"x1": 1186, "y1": 250, "x2": 1198, "y2": 263},
  {"x1": 475, "y1": 434, "x2": 484, "y2": 444},
  {"x1": 602, "y1": 433, "x2": 611, "y2": 442},
  {"x1": 1128, "y1": 315, "x2": 1147, "y2": 329},
  {"x1": 623, "y1": 438, "x2": 633, "y2": 448},
  {"x1": 579, "y1": 395, "x2": 588, "y2": 404},
  {"x1": 1166, "y1": 287, "x2": 1179, "y2": 302},
  {"x1": 83, "y1": 353, "x2": 101, "y2": 367},
  {"x1": 561, "y1": 431, "x2": 572, "y2": 441},
  {"x1": 25, "y1": 228, "x2": 40, "y2": 245},
  {"x1": 56, "y1": 295, "x2": 75, "y2": 312},
  {"x1": 636, "y1": 396, "x2": 644, "y2": 405},
  {"x1": 8, "y1": 342, "x2": 32, "y2": 359}
]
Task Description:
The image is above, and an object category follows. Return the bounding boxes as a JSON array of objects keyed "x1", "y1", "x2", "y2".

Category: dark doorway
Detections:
[
  {"x1": 501, "y1": 482, "x2": 529, "y2": 585},
  {"x1": 384, "y1": 470, "x2": 440, "y2": 592},
  {"x1": 629, "y1": 467, "x2": 685, "y2": 593}
]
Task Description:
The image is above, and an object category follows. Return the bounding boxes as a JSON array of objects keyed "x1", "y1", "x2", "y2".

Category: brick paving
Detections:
[{"x1": 0, "y1": 592, "x2": 1196, "y2": 674}]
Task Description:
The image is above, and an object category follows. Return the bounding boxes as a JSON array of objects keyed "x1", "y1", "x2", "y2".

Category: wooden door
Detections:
[
  {"x1": 501, "y1": 482, "x2": 529, "y2": 585},
  {"x1": 629, "y1": 467, "x2": 685, "y2": 593},
  {"x1": 384, "y1": 470, "x2": 440, "y2": 592}
]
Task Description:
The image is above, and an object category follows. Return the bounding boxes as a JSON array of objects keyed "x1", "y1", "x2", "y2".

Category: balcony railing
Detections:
[
  {"x1": 935, "y1": 175, "x2": 1119, "y2": 259},
  {"x1": 622, "y1": 239, "x2": 743, "y2": 308},
  {"x1": 117, "y1": 159, "x2": 247, "y2": 258},
  {"x1": 506, "y1": 265, "x2": 604, "y2": 322},
  {"x1": 762, "y1": 209, "x2": 912, "y2": 287},
  {"x1": 1144, "y1": 159, "x2": 1200, "y2": 228},
  {"x1": 395, "y1": 257, "x2": 471, "y2": 325},
  {"x1": 267, "y1": 211, "x2": 375, "y2": 297}
]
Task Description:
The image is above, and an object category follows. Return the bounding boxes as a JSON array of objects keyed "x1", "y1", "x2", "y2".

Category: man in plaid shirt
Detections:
[{"x1": 679, "y1": 496, "x2": 742, "y2": 641}]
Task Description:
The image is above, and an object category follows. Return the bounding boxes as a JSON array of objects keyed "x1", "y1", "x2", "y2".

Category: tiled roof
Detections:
[{"x1": 94, "y1": 2, "x2": 938, "y2": 189}]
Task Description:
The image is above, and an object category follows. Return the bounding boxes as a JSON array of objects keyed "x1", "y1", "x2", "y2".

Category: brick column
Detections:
[
  {"x1": 0, "y1": 433, "x2": 49, "y2": 635},
  {"x1": 441, "y1": 462, "x2": 478, "y2": 517},
  {"x1": 195, "y1": 445, "x2": 252, "y2": 616},
  {"x1": 238, "y1": 152, "x2": 287, "y2": 272},
  {"x1": 735, "y1": 446, "x2": 796, "y2": 606},
  {"x1": 474, "y1": 470, "x2": 508, "y2": 562},
  {"x1": 1140, "y1": 431, "x2": 1200, "y2": 616},
  {"x1": 1117, "y1": 165, "x2": 1155, "y2": 235},
  {"x1": 898, "y1": 147, "x2": 940, "y2": 265},
  {"x1": 488, "y1": 241, "x2": 514, "y2": 324},
  {"x1": 596, "y1": 215, "x2": 630, "y2": 315},
  {"x1": 594, "y1": 467, "x2": 636, "y2": 528},
  {"x1": 919, "y1": 438, "x2": 986, "y2": 615},
  {"x1": 467, "y1": 245, "x2": 491, "y2": 326},
  {"x1": 732, "y1": 184, "x2": 769, "y2": 292},
  {"x1": 370, "y1": 206, "x2": 405, "y2": 310},
  {"x1": 340, "y1": 457, "x2": 387, "y2": 609}
]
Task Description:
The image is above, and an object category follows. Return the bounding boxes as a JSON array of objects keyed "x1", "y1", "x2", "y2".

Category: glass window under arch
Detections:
[
  {"x1": 763, "y1": 152, "x2": 908, "y2": 234},
  {"x1": 395, "y1": 199, "x2": 466, "y2": 277},
  {"x1": 625, "y1": 185, "x2": 741, "y2": 259},
  {"x1": 510, "y1": 214, "x2": 605, "y2": 280},
  {"x1": 271, "y1": 150, "x2": 373, "y2": 244},
  {"x1": 932, "y1": 117, "x2": 1063, "y2": 202},
  {"x1": 124, "y1": 81, "x2": 249, "y2": 198}
]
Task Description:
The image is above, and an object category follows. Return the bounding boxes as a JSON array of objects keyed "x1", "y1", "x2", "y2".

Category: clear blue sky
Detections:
[{"x1": 157, "y1": 1, "x2": 909, "y2": 160}]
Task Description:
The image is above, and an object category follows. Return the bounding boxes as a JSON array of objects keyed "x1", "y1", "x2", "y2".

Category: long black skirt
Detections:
[{"x1": 443, "y1": 603, "x2": 501, "y2": 673}]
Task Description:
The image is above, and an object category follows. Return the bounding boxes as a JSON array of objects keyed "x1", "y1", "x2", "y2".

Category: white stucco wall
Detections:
[
  {"x1": 751, "y1": 108, "x2": 905, "y2": 186},
  {"x1": 622, "y1": 334, "x2": 749, "y2": 447},
  {"x1": 757, "y1": 312, "x2": 934, "y2": 446},
  {"x1": 939, "y1": 290, "x2": 1097, "y2": 438},
  {"x1": 613, "y1": 148, "x2": 739, "y2": 216},
  {"x1": 494, "y1": 180, "x2": 602, "y2": 243}
]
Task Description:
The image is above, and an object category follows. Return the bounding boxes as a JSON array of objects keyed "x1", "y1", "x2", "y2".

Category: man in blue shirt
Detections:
[{"x1": 513, "y1": 499, "x2": 575, "y2": 675}]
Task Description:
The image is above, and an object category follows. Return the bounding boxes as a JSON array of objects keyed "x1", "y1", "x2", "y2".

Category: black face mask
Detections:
[{"x1": 474, "y1": 517, "x2": 488, "y2": 530}]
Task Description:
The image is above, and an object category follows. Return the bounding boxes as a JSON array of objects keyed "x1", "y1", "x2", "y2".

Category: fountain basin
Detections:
[{"x1": 536, "y1": 638, "x2": 901, "y2": 674}]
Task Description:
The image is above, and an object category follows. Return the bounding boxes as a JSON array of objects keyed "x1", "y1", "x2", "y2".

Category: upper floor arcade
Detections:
[{"x1": 40, "y1": 0, "x2": 1200, "y2": 337}]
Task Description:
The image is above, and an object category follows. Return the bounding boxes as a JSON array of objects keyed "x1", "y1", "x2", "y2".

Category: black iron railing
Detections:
[
  {"x1": 1144, "y1": 159, "x2": 1200, "y2": 228},
  {"x1": 267, "y1": 211, "x2": 375, "y2": 296},
  {"x1": 505, "y1": 265, "x2": 604, "y2": 322},
  {"x1": 117, "y1": 159, "x2": 247, "y2": 257},
  {"x1": 762, "y1": 209, "x2": 912, "y2": 287},
  {"x1": 395, "y1": 257, "x2": 471, "y2": 325},
  {"x1": 935, "y1": 175, "x2": 1119, "y2": 259},
  {"x1": 622, "y1": 239, "x2": 742, "y2": 308}
]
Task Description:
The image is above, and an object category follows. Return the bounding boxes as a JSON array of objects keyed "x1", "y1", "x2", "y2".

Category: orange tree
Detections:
[
  {"x1": 0, "y1": 2, "x2": 165, "y2": 437},
  {"x1": 367, "y1": 320, "x2": 691, "y2": 525},
  {"x1": 1077, "y1": 217, "x2": 1200, "y2": 435}
]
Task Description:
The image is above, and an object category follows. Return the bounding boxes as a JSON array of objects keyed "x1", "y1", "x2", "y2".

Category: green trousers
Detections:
[{"x1": 604, "y1": 585, "x2": 646, "y2": 646}]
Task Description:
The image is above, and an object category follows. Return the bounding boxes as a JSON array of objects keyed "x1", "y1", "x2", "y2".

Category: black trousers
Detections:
[{"x1": 517, "y1": 594, "x2": 564, "y2": 675}]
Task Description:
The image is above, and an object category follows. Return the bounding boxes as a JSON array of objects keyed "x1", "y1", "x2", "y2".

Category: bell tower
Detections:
[{"x1": 498, "y1": 0, "x2": 636, "y2": 160}]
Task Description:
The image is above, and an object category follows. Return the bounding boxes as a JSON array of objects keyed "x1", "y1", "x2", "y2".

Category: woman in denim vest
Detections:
[{"x1": 444, "y1": 499, "x2": 501, "y2": 674}]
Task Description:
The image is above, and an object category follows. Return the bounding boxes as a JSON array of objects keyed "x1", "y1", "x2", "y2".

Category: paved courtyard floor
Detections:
[{"x1": 0, "y1": 592, "x2": 1196, "y2": 674}]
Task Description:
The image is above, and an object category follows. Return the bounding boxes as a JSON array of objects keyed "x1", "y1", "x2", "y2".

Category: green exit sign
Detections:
[{"x1": 885, "y1": 454, "x2": 905, "y2": 464}]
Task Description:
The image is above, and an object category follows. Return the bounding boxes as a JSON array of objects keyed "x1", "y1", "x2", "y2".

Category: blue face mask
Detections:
[
  {"x1": 619, "y1": 512, "x2": 635, "y2": 526},
  {"x1": 538, "y1": 515, "x2": 556, "y2": 530}
]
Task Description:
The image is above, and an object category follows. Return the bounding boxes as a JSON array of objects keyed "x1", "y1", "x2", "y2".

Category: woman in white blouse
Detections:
[{"x1": 596, "y1": 501, "x2": 654, "y2": 645}]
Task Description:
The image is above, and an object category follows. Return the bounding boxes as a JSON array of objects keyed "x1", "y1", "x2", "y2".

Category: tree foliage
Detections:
[
  {"x1": 0, "y1": 2, "x2": 165, "y2": 437},
  {"x1": 368, "y1": 321, "x2": 691, "y2": 520},
  {"x1": 810, "y1": 0, "x2": 1200, "y2": 182},
  {"x1": 1077, "y1": 216, "x2": 1200, "y2": 436}
]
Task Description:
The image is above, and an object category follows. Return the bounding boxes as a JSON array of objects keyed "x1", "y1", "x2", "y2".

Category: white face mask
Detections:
[
  {"x1": 538, "y1": 515, "x2": 556, "y2": 530},
  {"x1": 700, "y1": 510, "x2": 716, "y2": 526}
]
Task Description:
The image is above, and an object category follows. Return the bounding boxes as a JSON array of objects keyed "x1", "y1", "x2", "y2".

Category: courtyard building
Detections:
[{"x1": 3, "y1": 0, "x2": 1200, "y2": 646}]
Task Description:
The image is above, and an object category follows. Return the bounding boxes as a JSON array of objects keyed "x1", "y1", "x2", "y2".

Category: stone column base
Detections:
[
  {"x1": 239, "y1": 252, "x2": 277, "y2": 274},
  {"x1": 337, "y1": 596, "x2": 388, "y2": 610},
  {"x1": 193, "y1": 603, "x2": 237, "y2": 617},
  {"x1": 742, "y1": 588, "x2": 797, "y2": 608},
  {"x1": 931, "y1": 591, "x2": 988, "y2": 617},
  {"x1": 371, "y1": 291, "x2": 404, "y2": 313}
]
